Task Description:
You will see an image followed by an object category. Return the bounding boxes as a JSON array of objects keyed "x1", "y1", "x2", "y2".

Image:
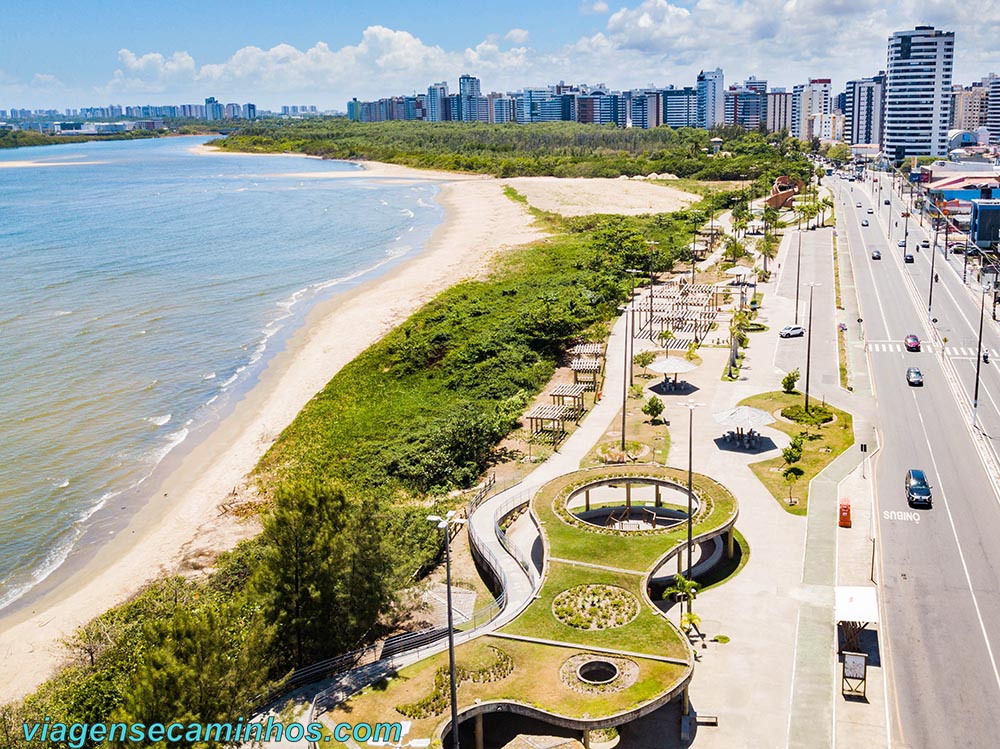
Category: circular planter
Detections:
[{"x1": 576, "y1": 660, "x2": 619, "y2": 685}]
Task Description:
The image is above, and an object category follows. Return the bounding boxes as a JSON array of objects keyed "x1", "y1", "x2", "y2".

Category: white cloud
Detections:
[
  {"x1": 70, "y1": 6, "x2": 1000, "y2": 110},
  {"x1": 582, "y1": 1, "x2": 611, "y2": 13}
]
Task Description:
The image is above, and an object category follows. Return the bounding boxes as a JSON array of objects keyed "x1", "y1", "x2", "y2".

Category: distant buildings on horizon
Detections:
[
  {"x1": 347, "y1": 25, "x2": 998, "y2": 160},
  {"x1": 0, "y1": 97, "x2": 331, "y2": 136}
]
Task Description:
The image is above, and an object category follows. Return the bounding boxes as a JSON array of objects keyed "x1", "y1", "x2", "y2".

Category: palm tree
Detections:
[
  {"x1": 756, "y1": 234, "x2": 778, "y2": 274},
  {"x1": 665, "y1": 574, "x2": 701, "y2": 620},
  {"x1": 732, "y1": 214, "x2": 749, "y2": 239},
  {"x1": 762, "y1": 205, "x2": 780, "y2": 237},
  {"x1": 658, "y1": 328, "x2": 676, "y2": 359},
  {"x1": 820, "y1": 196, "x2": 834, "y2": 227},
  {"x1": 727, "y1": 310, "x2": 751, "y2": 378},
  {"x1": 724, "y1": 234, "x2": 746, "y2": 264}
]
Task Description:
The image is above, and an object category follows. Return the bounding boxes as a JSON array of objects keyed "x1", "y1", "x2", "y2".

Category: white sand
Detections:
[
  {"x1": 501, "y1": 176, "x2": 699, "y2": 216},
  {"x1": 0, "y1": 160, "x2": 108, "y2": 168},
  {"x1": 0, "y1": 159, "x2": 544, "y2": 703}
]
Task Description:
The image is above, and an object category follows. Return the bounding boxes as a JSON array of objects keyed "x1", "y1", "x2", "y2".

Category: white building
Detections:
[
  {"x1": 844, "y1": 74, "x2": 885, "y2": 146},
  {"x1": 696, "y1": 68, "x2": 725, "y2": 129},
  {"x1": 988, "y1": 77, "x2": 1000, "y2": 144},
  {"x1": 792, "y1": 79, "x2": 831, "y2": 140},
  {"x1": 809, "y1": 112, "x2": 844, "y2": 142},
  {"x1": 883, "y1": 26, "x2": 955, "y2": 159},
  {"x1": 766, "y1": 89, "x2": 793, "y2": 133}
]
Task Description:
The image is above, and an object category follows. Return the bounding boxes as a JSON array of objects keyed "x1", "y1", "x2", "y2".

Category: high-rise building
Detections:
[
  {"x1": 629, "y1": 91, "x2": 661, "y2": 129},
  {"x1": 458, "y1": 74, "x2": 488, "y2": 122},
  {"x1": 724, "y1": 85, "x2": 765, "y2": 130},
  {"x1": 766, "y1": 89, "x2": 793, "y2": 133},
  {"x1": 696, "y1": 68, "x2": 725, "y2": 129},
  {"x1": 662, "y1": 87, "x2": 698, "y2": 128},
  {"x1": 204, "y1": 97, "x2": 223, "y2": 121},
  {"x1": 883, "y1": 26, "x2": 955, "y2": 159},
  {"x1": 988, "y1": 77, "x2": 1000, "y2": 144},
  {"x1": 426, "y1": 82, "x2": 448, "y2": 122},
  {"x1": 792, "y1": 79, "x2": 831, "y2": 140},
  {"x1": 844, "y1": 74, "x2": 885, "y2": 145},
  {"x1": 952, "y1": 75, "x2": 995, "y2": 132}
]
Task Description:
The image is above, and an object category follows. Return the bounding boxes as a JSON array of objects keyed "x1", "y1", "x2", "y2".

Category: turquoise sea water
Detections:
[{"x1": 0, "y1": 136, "x2": 442, "y2": 609}]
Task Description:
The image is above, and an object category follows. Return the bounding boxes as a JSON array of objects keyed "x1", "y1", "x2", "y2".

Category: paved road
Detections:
[{"x1": 834, "y1": 176, "x2": 1000, "y2": 749}]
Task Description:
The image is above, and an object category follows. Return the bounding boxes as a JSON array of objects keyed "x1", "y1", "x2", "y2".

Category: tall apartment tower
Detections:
[
  {"x1": 426, "y1": 82, "x2": 449, "y2": 122},
  {"x1": 953, "y1": 74, "x2": 996, "y2": 132},
  {"x1": 766, "y1": 89, "x2": 793, "y2": 133},
  {"x1": 791, "y1": 79, "x2": 831, "y2": 140},
  {"x1": 844, "y1": 73, "x2": 885, "y2": 145},
  {"x1": 988, "y1": 78, "x2": 1000, "y2": 144},
  {"x1": 696, "y1": 68, "x2": 725, "y2": 129},
  {"x1": 883, "y1": 26, "x2": 955, "y2": 159},
  {"x1": 662, "y1": 87, "x2": 698, "y2": 128}
]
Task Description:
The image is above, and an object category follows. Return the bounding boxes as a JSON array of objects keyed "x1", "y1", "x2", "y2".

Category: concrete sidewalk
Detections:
[{"x1": 650, "y1": 202, "x2": 888, "y2": 748}]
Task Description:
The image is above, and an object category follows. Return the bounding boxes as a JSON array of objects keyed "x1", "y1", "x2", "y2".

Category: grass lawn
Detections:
[
  {"x1": 532, "y1": 465, "x2": 738, "y2": 571},
  {"x1": 320, "y1": 636, "x2": 687, "y2": 746},
  {"x1": 499, "y1": 561, "x2": 687, "y2": 659},
  {"x1": 740, "y1": 391, "x2": 854, "y2": 515}
]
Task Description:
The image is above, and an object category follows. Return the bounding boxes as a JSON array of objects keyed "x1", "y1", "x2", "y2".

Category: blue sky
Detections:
[{"x1": 3, "y1": 1, "x2": 997, "y2": 110}]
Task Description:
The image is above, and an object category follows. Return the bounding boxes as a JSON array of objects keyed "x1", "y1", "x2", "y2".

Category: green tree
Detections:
[
  {"x1": 642, "y1": 395, "x2": 665, "y2": 424},
  {"x1": 782, "y1": 367, "x2": 800, "y2": 394},
  {"x1": 251, "y1": 480, "x2": 350, "y2": 670},
  {"x1": 756, "y1": 234, "x2": 778, "y2": 274},
  {"x1": 658, "y1": 327, "x2": 677, "y2": 358},
  {"x1": 783, "y1": 465, "x2": 805, "y2": 504},
  {"x1": 665, "y1": 574, "x2": 701, "y2": 619},
  {"x1": 724, "y1": 234, "x2": 746, "y2": 263},
  {"x1": 633, "y1": 350, "x2": 656, "y2": 377},
  {"x1": 112, "y1": 604, "x2": 272, "y2": 739},
  {"x1": 827, "y1": 143, "x2": 851, "y2": 163}
]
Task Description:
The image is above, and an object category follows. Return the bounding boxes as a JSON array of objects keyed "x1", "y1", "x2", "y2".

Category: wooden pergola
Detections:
[
  {"x1": 569, "y1": 358, "x2": 601, "y2": 388},
  {"x1": 525, "y1": 404, "x2": 570, "y2": 441},
  {"x1": 550, "y1": 383, "x2": 587, "y2": 416},
  {"x1": 568, "y1": 342, "x2": 604, "y2": 359}
]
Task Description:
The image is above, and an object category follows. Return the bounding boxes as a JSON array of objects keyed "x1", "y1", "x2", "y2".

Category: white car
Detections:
[{"x1": 779, "y1": 325, "x2": 807, "y2": 338}]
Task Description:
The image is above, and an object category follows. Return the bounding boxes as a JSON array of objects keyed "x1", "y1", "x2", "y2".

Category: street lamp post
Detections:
[
  {"x1": 682, "y1": 400, "x2": 703, "y2": 577},
  {"x1": 794, "y1": 213, "x2": 803, "y2": 325},
  {"x1": 690, "y1": 213, "x2": 699, "y2": 285},
  {"x1": 804, "y1": 283, "x2": 820, "y2": 412},
  {"x1": 973, "y1": 280, "x2": 992, "y2": 430},
  {"x1": 647, "y1": 242, "x2": 659, "y2": 341},
  {"x1": 902, "y1": 209, "x2": 910, "y2": 261},
  {"x1": 427, "y1": 511, "x2": 467, "y2": 749},
  {"x1": 928, "y1": 221, "x2": 939, "y2": 317},
  {"x1": 625, "y1": 269, "x2": 642, "y2": 387}
]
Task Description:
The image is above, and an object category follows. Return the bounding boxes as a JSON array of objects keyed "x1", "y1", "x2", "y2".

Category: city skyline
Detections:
[{"x1": 3, "y1": 1, "x2": 998, "y2": 110}]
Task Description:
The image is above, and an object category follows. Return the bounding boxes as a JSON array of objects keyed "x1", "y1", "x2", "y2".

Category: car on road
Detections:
[
  {"x1": 897, "y1": 239, "x2": 907, "y2": 247},
  {"x1": 906, "y1": 367, "x2": 924, "y2": 386},
  {"x1": 884, "y1": 199, "x2": 891, "y2": 205},
  {"x1": 871, "y1": 249, "x2": 881, "y2": 259},
  {"x1": 779, "y1": 325, "x2": 806, "y2": 338},
  {"x1": 867, "y1": 208, "x2": 874, "y2": 214},
  {"x1": 862, "y1": 219, "x2": 870, "y2": 226},
  {"x1": 904, "y1": 334, "x2": 921, "y2": 351},
  {"x1": 904, "y1": 253, "x2": 915, "y2": 263},
  {"x1": 905, "y1": 468, "x2": 933, "y2": 507},
  {"x1": 920, "y1": 239, "x2": 930, "y2": 248},
  {"x1": 856, "y1": 202, "x2": 862, "y2": 208}
]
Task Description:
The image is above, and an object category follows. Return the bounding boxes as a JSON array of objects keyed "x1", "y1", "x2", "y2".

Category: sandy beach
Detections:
[
  {"x1": 0, "y1": 147, "x2": 695, "y2": 702},
  {"x1": 0, "y1": 157, "x2": 544, "y2": 703}
]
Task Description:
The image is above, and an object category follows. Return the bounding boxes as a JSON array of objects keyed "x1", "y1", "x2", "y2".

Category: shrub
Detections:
[
  {"x1": 780, "y1": 404, "x2": 833, "y2": 425},
  {"x1": 782, "y1": 368, "x2": 800, "y2": 394}
]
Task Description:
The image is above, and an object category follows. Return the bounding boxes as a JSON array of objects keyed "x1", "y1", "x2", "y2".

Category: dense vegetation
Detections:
[
  {"x1": 0, "y1": 129, "x2": 163, "y2": 149},
  {"x1": 3, "y1": 129, "x2": 813, "y2": 743},
  {"x1": 213, "y1": 120, "x2": 812, "y2": 182}
]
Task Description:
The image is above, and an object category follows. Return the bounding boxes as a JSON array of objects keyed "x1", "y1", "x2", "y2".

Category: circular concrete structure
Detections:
[{"x1": 577, "y1": 659, "x2": 619, "y2": 685}]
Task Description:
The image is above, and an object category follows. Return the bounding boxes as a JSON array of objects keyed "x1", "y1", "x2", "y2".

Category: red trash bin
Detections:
[{"x1": 839, "y1": 500, "x2": 852, "y2": 528}]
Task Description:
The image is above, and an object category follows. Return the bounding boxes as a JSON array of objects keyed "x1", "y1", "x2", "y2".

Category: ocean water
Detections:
[{"x1": 0, "y1": 136, "x2": 443, "y2": 610}]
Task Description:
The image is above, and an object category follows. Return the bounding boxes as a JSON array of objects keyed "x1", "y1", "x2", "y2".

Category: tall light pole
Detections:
[
  {"x1": 690, "y1": 212, "x2": 699, "y2": 285},
  {"x1": 901, "y1": 208, "x2": 910, "y2": 260},
  {"x1": 928, "y1": 220, "x2": 940, "y2": 317},
  {"x1": 428, "y1": 511, "x2": 467, "y2": 749},
  {"x1": 647, "y1": 241, "x2": 659, "y2": 340},
  {"x1": 804, "y1": 282, "x2": 820, "y2": 413},
  {"x1": 682, "y1": 400, "x2": 703, "y2": 578},
  {"x1": 973, "y1": 280, "x2": 992, "y2": 430},
  {"x1": 625, "y1": 268, "x2": 642, "y2": 387},
  {"x1": 794, "y1": 213, "x2": 803, "y2": 325}
]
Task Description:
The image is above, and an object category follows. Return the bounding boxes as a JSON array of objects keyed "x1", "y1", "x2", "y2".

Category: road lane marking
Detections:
[
  {"x1": 882, "y1": 510, "x2": 921, "y2": 523},
  {"x1": 914, "y1": 404, "x2": 1000, "y2": 694}
]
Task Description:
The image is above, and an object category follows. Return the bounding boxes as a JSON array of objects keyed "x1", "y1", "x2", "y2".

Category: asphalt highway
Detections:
[{"x1": 835, "y1": 174, "x2": 1000, "y2": 748}]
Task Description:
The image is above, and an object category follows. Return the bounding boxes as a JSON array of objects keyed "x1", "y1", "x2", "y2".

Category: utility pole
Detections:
[
  {"x1": 804, "y1": 283, "x2": 820, "y2": 412},
  {"x1": 795, "y1": 213, "x2": 803, "y2": 324}
]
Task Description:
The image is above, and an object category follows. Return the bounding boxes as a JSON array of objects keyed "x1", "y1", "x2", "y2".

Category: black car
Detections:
[
  {"x1": 906, "y1": 468, "x2": 932, "y2": 507},
  {"x1": 884, "y1": 199, "x2": 891, "y2": 205},
  {"x1": 871, "y1": 250, "x2": 882, "y2": 260},
  {"x1": 904, "y1": 254, "x2": 915, "y2": 263}
]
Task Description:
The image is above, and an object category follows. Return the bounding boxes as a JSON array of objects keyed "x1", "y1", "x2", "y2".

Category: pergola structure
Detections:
[
  {"x1": 567, "y1": 342, "x2": 603, "y2": 359},
  {"x1": 631, "y1": 279, "x2": 719, "y2": 348},
  {"x1": 525, "y1": 404, "x2": 571, "y2": 442},
  {"x1": 549, "y1": 383, "x2": 587, "y2": 416},
  {"x1": 569, "y1": 358, "x2": 601, "y2": 388}
]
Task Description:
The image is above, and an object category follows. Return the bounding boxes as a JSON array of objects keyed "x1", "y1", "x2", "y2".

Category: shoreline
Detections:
[{"x1": 0, "y1": 154, "x2": 544, "y2": 703}]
